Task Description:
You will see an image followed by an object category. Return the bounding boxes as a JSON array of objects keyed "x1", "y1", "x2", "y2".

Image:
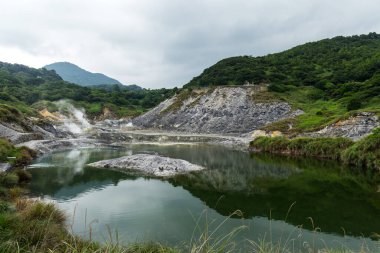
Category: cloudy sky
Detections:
[{"x1": 0, "y1": 0, "x2": 379, "y2": 88}]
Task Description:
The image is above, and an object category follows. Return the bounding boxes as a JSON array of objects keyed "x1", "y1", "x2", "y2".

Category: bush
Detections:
[
  {"x1": 347, "y1": 98, "x2": 362, "y2": 111},
  {"x1": 0, "y1": 139, "x2": 36, "y2": 168},
  {"x1": 13, "y1": 147, "x2": 36, "y2": 168},
  {"x1": 15, "y1": 169, "x2": 32, "y2": 183},
  {"x1": 0, "y1": 201, "x2": 10, "y2": 212},
  {"x1": 0, "y1": 173, "x2": 19, "y2": 188},
  {"x1": 268, "y1": 83, "x2": 288, "y2": 92},
  {"x1": 0, "y1": 139, "x2": 14, "y2": 162},
  {"x1": 342, "y1": 129, "x2": 380, "y2": 171}
]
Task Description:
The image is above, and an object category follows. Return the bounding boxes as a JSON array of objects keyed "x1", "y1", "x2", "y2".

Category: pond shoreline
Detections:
[{"x1": 25, "y1": 144, "x2": 380, "y2": 252}]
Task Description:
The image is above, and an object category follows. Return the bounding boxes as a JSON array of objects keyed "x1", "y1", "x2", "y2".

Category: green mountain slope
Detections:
[
  {"x1": 0, "y1": 61, "x2": 173, "y2": 118},
  {"x1": 44, "y1": 62, "x2": 142, "y2": 90},
  {"x1": 185, "y1": 33, "x2": 380, "y2": 100}
]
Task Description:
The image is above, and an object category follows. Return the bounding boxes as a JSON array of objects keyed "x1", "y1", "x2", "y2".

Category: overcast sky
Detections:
[{"x1": 0, "y1": 0, "x2": 379, "y2": 88}]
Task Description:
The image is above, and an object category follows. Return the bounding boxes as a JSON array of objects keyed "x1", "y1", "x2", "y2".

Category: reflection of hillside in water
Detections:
[
  {"x1": 129, "y1": 144, "x2": 299, "y2": 192},
  {"x1": 169, "y1": 153, "x2": 380, "y2": 237},
  {"x1": 28, "y1": 145, "x2": 380, "y2": 237}
]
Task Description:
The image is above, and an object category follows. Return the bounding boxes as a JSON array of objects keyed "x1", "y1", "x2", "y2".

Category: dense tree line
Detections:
[{"x1": 0, "y1": 62, "x2": 175, "y2": 117}]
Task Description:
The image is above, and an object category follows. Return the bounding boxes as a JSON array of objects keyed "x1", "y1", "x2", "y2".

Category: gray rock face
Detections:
[
  {"x1": 87, "y1": 154, "x2": 204, "y2": 177},
  {"x1": 133, "y1": 87, "x2": 303, "y2": 134},
  {"x1": 303, "y1": 112, "x2": 380, "y2": 140}
]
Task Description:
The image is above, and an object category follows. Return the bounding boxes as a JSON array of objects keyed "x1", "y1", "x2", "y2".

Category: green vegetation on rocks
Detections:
[
  {"x1": 250, "y1": 129, "x2": 380, "y2": 171},
  {"x1": 0, "y1": 138, "x2": 36, "y2": 168}
]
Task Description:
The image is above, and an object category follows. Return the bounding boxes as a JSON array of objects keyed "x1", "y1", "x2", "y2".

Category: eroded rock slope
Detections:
[{"x1": 133, "y1": 86, "x2": 303, "y2": 134}]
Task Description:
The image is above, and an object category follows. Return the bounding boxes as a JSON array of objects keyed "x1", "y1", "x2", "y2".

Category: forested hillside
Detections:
[
  {"x1": 0, "y1": 62, "x2": 175, "y2": 117},
  {"x1": 185, "y1": 33, "x2": 380, "y2": 104}
]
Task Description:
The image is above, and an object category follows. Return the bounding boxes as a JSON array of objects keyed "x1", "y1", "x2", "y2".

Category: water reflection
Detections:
[{"x1": 28, "y1": 145, "x2": 380, "y2": 251}]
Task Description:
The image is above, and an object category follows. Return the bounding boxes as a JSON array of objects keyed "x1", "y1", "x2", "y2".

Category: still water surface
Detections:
[{"x1": 28, "y1": 144, "x2": 380, "y2": 252}]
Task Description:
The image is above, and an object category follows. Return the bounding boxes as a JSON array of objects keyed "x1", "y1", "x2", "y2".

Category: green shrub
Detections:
[
  {"x1": 0, "y1": 201, "x2": 10, "y2": 212},
  {"x1": 0, "y1": 139, "x2": 36, "y2": 168},
  {"x1": 0, "y1": 187, "x2": 8, "y2": 198},
  {"x1": 342, "y1": 129, "x2": 380, "y2": 171},
  {"x1": 347, "y1": 98, "x2": 362, "y2": 111},
  {"x1": 0, "y1": 139, "x2": 14, "y2": 162},
  {"x1": 15, "y1": 169, "x2": 32, "y2": 183},
  {"x1": 12, "y1": 147, "x2": 36, "y2": 168},
  {"x1": 0, "y1": 173, "x2": 19, "y2": 188}
]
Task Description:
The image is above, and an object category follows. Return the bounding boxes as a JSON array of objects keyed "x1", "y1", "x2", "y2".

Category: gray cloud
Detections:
[{"x1": 0, "y1": 0, "x2": 379, "y2": 88}]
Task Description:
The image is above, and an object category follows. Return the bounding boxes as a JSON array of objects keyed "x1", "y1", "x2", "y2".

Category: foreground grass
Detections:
[{"x1": 250, "y1": 128, "x2": 380, "y2": 172}]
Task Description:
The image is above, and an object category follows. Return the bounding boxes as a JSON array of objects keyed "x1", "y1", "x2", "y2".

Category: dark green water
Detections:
[{"x1": 28, "y1": 144, "x2": 380, "y2": 252}]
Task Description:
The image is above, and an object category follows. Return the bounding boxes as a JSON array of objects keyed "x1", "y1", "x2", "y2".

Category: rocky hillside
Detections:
[{"x1": 133, "y1": 86, "x2": 303, "y2": 134}]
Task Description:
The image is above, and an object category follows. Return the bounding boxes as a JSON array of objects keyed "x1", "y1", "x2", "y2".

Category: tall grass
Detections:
[{"x1": 188, "y1": 209, "x2": 246, "y2": 253}]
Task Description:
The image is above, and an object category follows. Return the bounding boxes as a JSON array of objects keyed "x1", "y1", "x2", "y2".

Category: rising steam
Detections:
[{"x1": 55, "y1": 100, "x2": 92, "y2": 135}]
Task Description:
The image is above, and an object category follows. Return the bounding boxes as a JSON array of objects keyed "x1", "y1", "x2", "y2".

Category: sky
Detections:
[{"x1": 0, "y1": 0, "x2": 379, "y2": 89}]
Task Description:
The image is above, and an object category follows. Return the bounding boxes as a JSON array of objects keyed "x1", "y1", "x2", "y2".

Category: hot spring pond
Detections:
[{"x1": 28, "y1": 144, "x2": 380, "y2": 252}]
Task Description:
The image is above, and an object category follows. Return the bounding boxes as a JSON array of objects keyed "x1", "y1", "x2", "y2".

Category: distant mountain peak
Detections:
[{"x1": 44, "y1": 62, "x2": 123, "y2": 87}]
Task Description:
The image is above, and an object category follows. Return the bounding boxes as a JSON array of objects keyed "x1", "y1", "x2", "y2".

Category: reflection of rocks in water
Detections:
[{"x1": 172, "y1": 161, "x2": 299, "y2": 193}]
